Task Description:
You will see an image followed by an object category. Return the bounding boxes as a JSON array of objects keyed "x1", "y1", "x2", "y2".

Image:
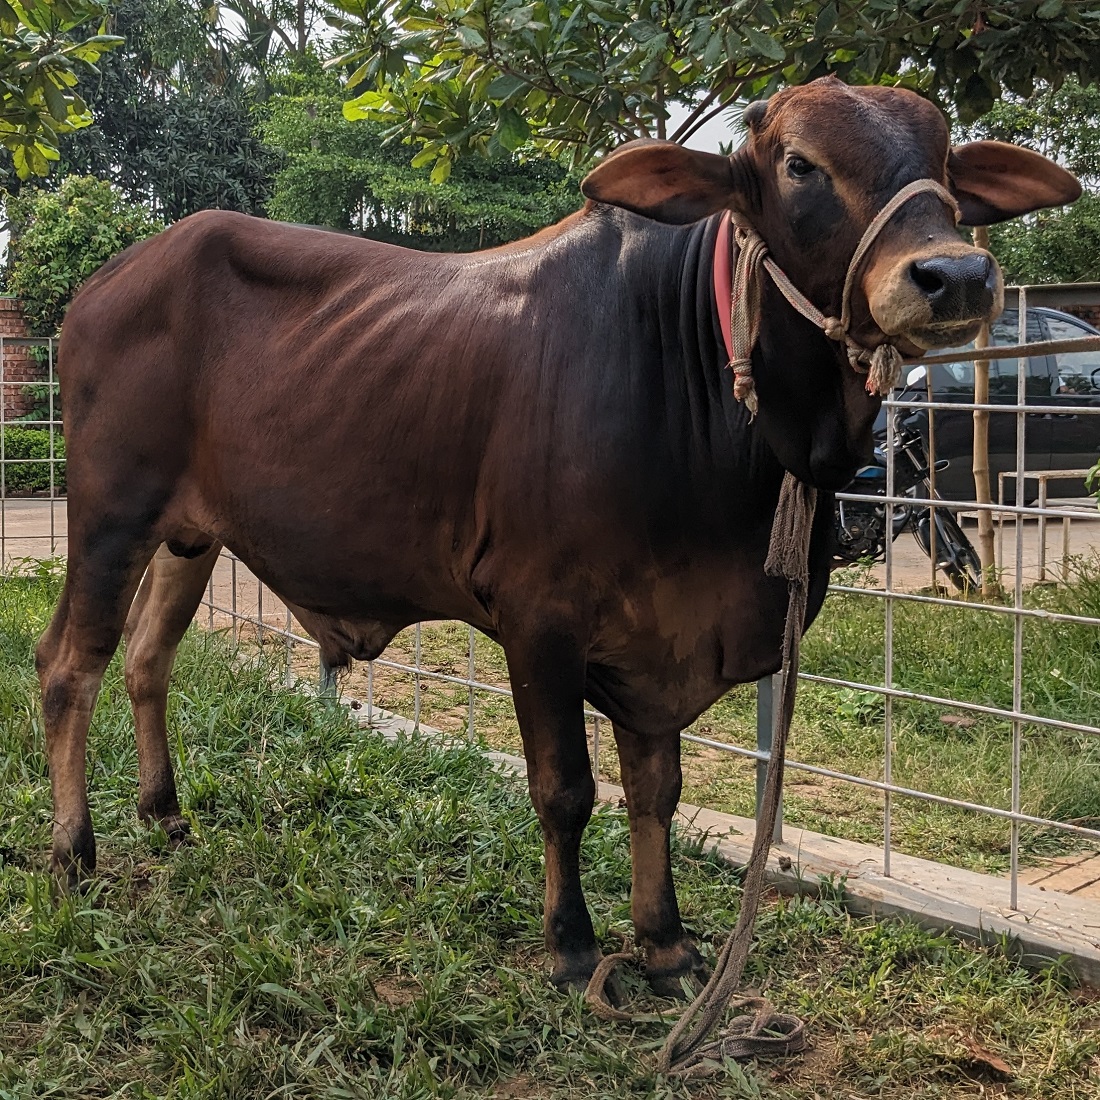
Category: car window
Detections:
[
  {"x1": 1045, "y1": 315, "x2": 1100, "y2": 397},
  {"x1": 930, "y1": 311, "x2": 1046, "y2": 397}
]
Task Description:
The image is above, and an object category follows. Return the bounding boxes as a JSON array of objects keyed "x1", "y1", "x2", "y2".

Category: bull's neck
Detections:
[
  {"x1": 655, "y1": 212, "x2": 854, "y2": 503},
  {"x1": 641, "y1": 211, "x2": 787, "y2": 515}
]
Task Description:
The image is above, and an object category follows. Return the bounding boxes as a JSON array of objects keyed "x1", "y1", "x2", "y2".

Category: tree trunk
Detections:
[
  {"x1": 971, "y1": 225, "x2": 1000, "y2": 597},
  {"x1": 297, "y1": 0, "x2": 307, "y2": 53}
]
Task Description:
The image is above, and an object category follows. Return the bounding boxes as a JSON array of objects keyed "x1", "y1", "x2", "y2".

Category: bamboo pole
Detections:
[{"x1": 971, "y1": 225, "x2": 1001, "y2": 597}]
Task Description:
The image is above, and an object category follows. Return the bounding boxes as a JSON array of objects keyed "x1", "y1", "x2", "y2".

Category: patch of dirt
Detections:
[
  {"x1": 1070, "y1": 984, "x2": 1100, "y2": 1008},
  {"x1": 765, "y1": 1034, "x2": 840, "y2": 1090},
  {"x1": 371, "y1": 974, "x2": 421, "y2": 1009},
  {"x1": 493, "y1": 1074, "x2": 546, "y2": 1098},
  {"x1": 0, "y1": 1020, "x2": 50, "y2": 1051}
]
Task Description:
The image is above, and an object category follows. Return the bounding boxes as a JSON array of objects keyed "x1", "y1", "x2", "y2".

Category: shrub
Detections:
[
  {"x1": 4, "y1": 176, "x2": 162, "y2": 335},
  {"x1": 0, "y1": 427, "x2": 66, "y2": 493}
]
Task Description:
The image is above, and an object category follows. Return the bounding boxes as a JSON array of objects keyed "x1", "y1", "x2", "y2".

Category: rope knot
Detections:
[
  {"x1": 823, "y1": 316, "x2": 845, "y2": 342},
  {"x1": 730, "y1": 359, "x2": 759, "y2": 417}
]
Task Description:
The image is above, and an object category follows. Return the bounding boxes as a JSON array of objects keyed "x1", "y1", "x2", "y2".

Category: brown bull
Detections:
[{"x1": 38, "y1": 77, "x2": 1078, "y2": 996}]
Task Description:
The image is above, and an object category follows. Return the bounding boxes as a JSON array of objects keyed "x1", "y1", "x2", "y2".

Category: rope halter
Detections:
[{"x1": 716, "y1": 178, "x2": 961, "y2": 417}]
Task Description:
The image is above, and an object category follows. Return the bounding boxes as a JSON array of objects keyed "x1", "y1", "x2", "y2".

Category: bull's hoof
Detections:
[
  {"x1": 50, "y1": 824, "x2": 96, "y2": 895},
  {"x1": 139, "y1": 802, "x2": 192, "y2": 848},
  {"x1": 551, "y1": 949, "x2": 629, "y2": 1007},
  {"x1": 645, "y1": 942, "x2": 710, "y2": 1000},
  {"x1": 157, "y1": 815, "x2": 192, "y2": 848},
  {"x1": 550, "y1": 947, "x2": 602, "y2": 994}
]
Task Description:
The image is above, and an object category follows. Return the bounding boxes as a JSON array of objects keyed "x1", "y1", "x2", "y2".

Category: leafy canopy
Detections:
[
  {"x1": 0, "y1": 0, "x2": 122, "y2": 178},
  {"x1": 2, "y1": 0, "x2": 282, "y2": 218},
  {"x1": 4, "y1": 175, "x2": 161, "y2": 334},
  {"x1": 334, "y1": 0, "x2": 1100, "y2": 178},
  {"x1": 263, "y1": 64, "x2": 580, "y2": 248}
]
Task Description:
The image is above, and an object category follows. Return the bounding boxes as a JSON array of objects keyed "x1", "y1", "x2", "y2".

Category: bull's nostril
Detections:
[
  {"x1": 910, "y1": 260, "x2": 946, "y2": 298},
  {"x1": 907, "y1": 253, "x2": 995, "y2": 320}
]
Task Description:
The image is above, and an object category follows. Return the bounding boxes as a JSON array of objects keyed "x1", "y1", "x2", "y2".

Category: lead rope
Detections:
[
  {"x1": 656, "y1": 473, "x2": 815, "y2": 1077},
  {"x1": 584, "y1": 177, "x2": 962, "y2": 1077},
  {"x1": 584, "y1": 476, "x2": 816, "y2": 1075}
]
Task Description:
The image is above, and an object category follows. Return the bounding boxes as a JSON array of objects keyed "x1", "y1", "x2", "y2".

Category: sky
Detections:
[{"x1": 667, "y1": 100, "x2": 745, "y2": 154}]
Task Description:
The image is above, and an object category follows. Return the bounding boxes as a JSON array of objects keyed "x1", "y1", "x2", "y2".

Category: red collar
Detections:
[{"x1": 713, "y1": 212, "x2": 734, "y2": 364}]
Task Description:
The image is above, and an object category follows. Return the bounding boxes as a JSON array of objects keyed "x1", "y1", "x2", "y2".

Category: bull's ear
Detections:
[
  {"x1": 581, "y1": 140, "x2": 737, "y2": 224},
  {"x1": 948, "y1": 140, "x2": 1082, "y2": 226}
]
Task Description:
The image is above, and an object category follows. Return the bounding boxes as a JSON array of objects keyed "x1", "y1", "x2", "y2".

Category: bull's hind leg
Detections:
[
  {"x1": 504, "y1": 630, "x2": 601, "y2": 990},
  {"x1": 612, "y1": 723, "x2": 708, "y2": 997},
  {"x1": 124, "y1": 540, "x2": 221, "y2": 843},
  {"x1": 36, "y1": 528, "x2": 160, "y2": 888}
]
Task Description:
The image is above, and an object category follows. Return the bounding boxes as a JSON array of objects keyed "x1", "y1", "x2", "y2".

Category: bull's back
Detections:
[{"x1": 58, "y1": 211, "x2": 540, "y2": 620}]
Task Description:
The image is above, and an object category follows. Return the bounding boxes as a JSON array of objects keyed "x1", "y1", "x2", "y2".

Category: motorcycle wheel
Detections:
[{"x1": 914, "y1": 511, "x2": 983, "y2": 591}]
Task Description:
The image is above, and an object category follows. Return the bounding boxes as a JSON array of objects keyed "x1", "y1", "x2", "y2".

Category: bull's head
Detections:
[{"x1": 581, "y1": 76, "x2": 1080, "y2": 489}]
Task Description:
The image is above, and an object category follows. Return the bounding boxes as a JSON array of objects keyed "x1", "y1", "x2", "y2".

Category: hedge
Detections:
[{"x1": 1, "y1": 427, "x2": 66, "y2": 493}]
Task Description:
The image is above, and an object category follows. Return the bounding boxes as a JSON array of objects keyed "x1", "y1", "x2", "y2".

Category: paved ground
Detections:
[
  {"x1": 7, "y1": 496, "x2": 1099, "y2": 593},
  {"x1": 0, "y1": 498, "x2": 294, "y2": 634},
  {"x1": 1018, "y1": 854, "x2": 1100, "y2": 900}
]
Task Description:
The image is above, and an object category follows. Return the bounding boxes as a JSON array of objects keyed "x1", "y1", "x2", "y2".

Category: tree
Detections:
[
  {"x1": 3, "y1": 0, "x2": 281, "y2": 219},
  {"x1": 4, "y1": 175, "x2": 161, "y2": 334},
  {"x1": 959, "y1": 78, "x2": 1100, "y2": 283},
  {"x1": 335, "y1": 0, "x2": 1100, "y2": 179},
  {"x1": 263, "y1": 64, "x2": 580, "y2": 247},
  {"x1": 222, "y1": 0, "x2": 339, "y2": 89},
  {"x1": 0, "y1": 0, "x2": 122, "y2": 178}
]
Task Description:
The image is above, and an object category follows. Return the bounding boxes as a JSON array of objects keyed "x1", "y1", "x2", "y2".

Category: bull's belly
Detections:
[
  {"x1": 582, "y1": 569, "x2": 792, "y2": 735},
  {"x1": 179, "y1": 485, "x2": 490, "y2": 636},
  {"x1": 174, "y1": 470, "x2": 825, "y2": 734}
]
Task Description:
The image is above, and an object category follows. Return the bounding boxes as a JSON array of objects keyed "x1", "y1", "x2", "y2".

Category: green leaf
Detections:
[
  {"x1": 743, "y1": 25, "x2": 785, "y2": 63},
  {"x1": 42, "y1": 78, "x2": 68, "y2": 123},
  {"x1": 495, "y1": 106, "x2": 529, "y2": 151},
  {"x1": 11, "y1": 143, "x2": 30, "y2": 180},
  {"x1": 627, "y1": 19, "x2": 661, "y2": 43},
  {"x1": 814, "y1": 3, "x2": 838, "y2": 39},
  {"x1": 430, "y1": 156, "x2": 452, "y2": 184},
  {"x1": 703, "y1": 32, "x2": 724, "y2": 69},
  {"x1": 486, "y1": 73, "x2": 527, "y2": 100},
  {"x1": 453, "y1": 24, "x2": 485, "y2": 49},
  {"x1": 958, "y1": 72, "x2": 996, "y2": 124},
  {"x1": 343, "y1": 90, "x2": 389, "y2": 120}
]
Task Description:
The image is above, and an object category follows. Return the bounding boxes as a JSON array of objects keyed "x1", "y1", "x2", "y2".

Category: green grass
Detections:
[
  {"x1": 3, "y1": 568, "x2": 1100, "y2": 1097},
  {"x1": 331, "y1": 558, "x2": 1100, "y2": 875}
]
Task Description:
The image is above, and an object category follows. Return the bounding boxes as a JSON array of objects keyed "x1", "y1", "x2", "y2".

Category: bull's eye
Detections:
[{"x1": 786, "y1": 154, "x2": 815, "y2": 179}]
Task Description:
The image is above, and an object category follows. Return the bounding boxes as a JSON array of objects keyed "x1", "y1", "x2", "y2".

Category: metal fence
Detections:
[
  {"x1": 0, "y1": 335, "x2": 64, "y2": 561},
  {"x1": 4, "y1": 293, "x2": 1100, "y2": 912}
]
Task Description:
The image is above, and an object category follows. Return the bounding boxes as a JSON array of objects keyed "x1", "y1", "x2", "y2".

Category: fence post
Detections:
[{"x1": 755, "y1": 673, "x2": 783, "y2": 843}]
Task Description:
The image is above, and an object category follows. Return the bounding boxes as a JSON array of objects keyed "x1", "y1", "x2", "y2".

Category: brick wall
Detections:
[
  {"x1": 1061, "y1": 303, "x2": 1100, "y2": 330},
  {"x1": 0, "y1": 298, "x2": 49, "y2": 421}
]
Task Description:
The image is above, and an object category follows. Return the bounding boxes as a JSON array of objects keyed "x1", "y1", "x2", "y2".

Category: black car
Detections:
[{"x1": 896, "y1": 307, "x2": 1100, "y2": 502}]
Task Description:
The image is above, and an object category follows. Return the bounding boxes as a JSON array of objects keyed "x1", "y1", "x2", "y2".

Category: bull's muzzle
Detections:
[
  {"x1": 907, "y1": 252, "x2": 998, "y2": 323},
  {"x1": 866, "y1": 242, "x2": 1004, "y2": 351}
]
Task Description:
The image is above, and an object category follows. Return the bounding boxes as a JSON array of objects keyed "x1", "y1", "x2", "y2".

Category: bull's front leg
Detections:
[
  {"x1": 504, "y1": 629, "x2": 601, "y2": 991},
  {"x1": 613, "y1": 723, "x2": 709, "y2": 997}
]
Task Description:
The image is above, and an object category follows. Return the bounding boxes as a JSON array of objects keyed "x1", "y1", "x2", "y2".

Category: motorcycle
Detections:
[{"x1": 835, "y1": 365, "x2": 982, "y2": 591}]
